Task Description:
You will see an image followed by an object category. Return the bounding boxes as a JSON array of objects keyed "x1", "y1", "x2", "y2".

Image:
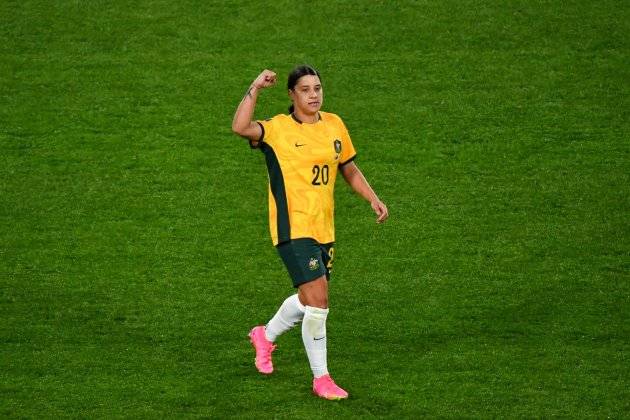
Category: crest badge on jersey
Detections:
[
  {"x1": 334, "y1": 139, "x2": 342, "y2": 154},
  {"x1": 334, "y1": 139, "x2": 342, "y2": 160},
  {"x1": 308, "y1": 257, "x2": 320, "y2": 271}
]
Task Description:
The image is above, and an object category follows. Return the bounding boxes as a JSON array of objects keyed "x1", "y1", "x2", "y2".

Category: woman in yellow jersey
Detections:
[{"x1": 232, "y1": 65, "x2": 388, "y2": 400}]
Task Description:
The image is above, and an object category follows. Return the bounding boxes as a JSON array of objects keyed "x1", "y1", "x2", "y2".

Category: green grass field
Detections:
[{"x1": 1, "y1": 0, "x2": 629, "y2": 417}]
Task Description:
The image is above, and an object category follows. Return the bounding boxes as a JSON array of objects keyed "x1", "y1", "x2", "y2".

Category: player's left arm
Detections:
[{"x1": 340, "y1": 161, "x2": 389, "y2": 223}]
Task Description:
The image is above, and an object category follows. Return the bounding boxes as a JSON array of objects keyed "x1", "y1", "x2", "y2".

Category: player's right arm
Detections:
[{"x1": 231, "y1": 69, "x2": 277, "y2": 143}]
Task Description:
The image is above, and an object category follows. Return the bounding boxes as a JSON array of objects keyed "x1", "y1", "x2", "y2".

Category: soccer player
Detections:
[{"x1": 231, "y1": 65, "x2": 388, "y2": 400}]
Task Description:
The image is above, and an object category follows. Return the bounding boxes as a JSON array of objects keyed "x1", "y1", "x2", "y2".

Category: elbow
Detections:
[
  {"x1": 231, "y1": 121, "x2": 240, "y2": 134},
  {"x1": 231, "y1": 123, "x2": 244, "y2": 136},
  {"x1": 340, "y1": 163, "x2": 356, "y2": 178}
]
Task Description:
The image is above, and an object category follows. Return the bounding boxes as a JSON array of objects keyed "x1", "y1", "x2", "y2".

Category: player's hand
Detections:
[
  {"x1": 371, "y1": 199, "x2": 389, "y2": 223},
  {"x1": 252, "y1": 69, "x2": 277, "y2": 89}
]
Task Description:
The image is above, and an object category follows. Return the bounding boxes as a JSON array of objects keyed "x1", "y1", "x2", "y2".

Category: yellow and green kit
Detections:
[{"x1": 254, "y1": 112, "x2": 357, "y2": 246}]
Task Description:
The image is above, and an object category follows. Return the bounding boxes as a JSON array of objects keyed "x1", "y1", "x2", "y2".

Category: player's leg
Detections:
[
  {"x1": 299, "y1": 276, "x2": 329, "y2": 376},
  {"x1": 249, "y1": 239, "x2": 314, "y2": 375},
  {"x1": 265, "y1": 293, "x2": 306, "y2": 341},
  {"x1": 299, "y1": 275, "x2": 348, "y2": 400},
  {"x1": 250, "y1": 293, "x2": 306, "y2": 375},
  {"x1": 298, "y1": 275, "x2": 328, "y2": 308},
  {"x1": 264, "y1": 239, "x2": 321, "y2": 342},
  {"x1": 249, "y1": 238, "x2": 347, "y2": 399}
]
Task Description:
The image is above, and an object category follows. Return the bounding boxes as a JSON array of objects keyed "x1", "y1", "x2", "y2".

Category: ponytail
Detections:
[{"x1": 288, "y1": 104, "x2": 295, "y2": 113}]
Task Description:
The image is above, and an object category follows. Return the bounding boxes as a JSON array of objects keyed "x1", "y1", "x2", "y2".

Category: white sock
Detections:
[
  {"x1": 265, "y1": 294, "x2": 305, "y2": 342},
  {"x1": 302, "y1": 305, "x2": 329, "y2": 378}
]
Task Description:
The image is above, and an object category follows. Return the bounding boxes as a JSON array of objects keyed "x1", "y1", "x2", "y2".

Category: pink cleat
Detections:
[
  {"x1": 312, "y1": 374, "x2": 349, "y2": 400},
  {"x1": 248, "y1": 326, "x2": 276, "y2": 374}
]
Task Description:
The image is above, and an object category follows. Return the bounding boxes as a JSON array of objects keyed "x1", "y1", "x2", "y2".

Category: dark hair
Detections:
[{"x1": 287, "y1": 65, "x2": 321, "y2": 113}]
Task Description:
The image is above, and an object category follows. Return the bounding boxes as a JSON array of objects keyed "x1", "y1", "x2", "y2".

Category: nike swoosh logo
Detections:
[
  {"x1": 295, "y1": 143, "x2": 306, "y2": 147},
  {"x1": 314, "y1": 336, "x2": 326, "y2": 341}
]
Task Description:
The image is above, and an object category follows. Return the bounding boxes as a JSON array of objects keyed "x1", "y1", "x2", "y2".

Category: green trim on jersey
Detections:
[{"x1": 261, "y1": 143, "x2": 291, "y2": 243}]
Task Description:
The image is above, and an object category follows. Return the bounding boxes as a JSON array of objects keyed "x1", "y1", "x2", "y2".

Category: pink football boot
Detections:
[
  {"x1": 248, "y1": 326, "x2": 276, "y2": 374},
  {"x1": 313, "y1": 374, "x2": 349, "y2": 400}
]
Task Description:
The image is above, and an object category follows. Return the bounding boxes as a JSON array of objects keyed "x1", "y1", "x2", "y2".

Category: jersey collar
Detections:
[{"x1": 291, "y1": 112, "x2": 322, "y2": 124}]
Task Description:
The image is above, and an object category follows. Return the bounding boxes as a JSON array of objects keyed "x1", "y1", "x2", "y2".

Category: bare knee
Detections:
[
  {"x1": 298, "y1": 277, "x2": 329, "y2": 309},
  {"x1": 303, "y1": 295, "x2": 328, "y2": 309}
]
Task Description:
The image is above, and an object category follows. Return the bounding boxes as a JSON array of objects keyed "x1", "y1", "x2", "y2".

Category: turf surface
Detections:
[{"x1": 1, "y1": 0, "x2": 628, "y2": 417}]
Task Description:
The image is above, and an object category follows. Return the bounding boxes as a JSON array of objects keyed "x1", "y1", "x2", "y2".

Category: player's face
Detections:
[{"x1": 289, "y1": 75, "x2": 323, "y2": 115}]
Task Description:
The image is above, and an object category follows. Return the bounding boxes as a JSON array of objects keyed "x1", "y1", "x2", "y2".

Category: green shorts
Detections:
[{"x1": 276, "y1": 238, "x2": 335, "y2": 288}]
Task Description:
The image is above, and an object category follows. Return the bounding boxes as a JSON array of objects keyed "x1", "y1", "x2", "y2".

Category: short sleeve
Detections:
[
  {"x1": 250, "y1": 118, "x2": 275, "y2": 149},
  {"x1": 337, "y1": 118, "x2": 357, "y2": 166}
]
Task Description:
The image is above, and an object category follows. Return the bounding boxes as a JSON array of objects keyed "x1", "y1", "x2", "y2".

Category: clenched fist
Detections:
[{"x1": 252, "y1": 69, "x2": 277, "y2": 89}]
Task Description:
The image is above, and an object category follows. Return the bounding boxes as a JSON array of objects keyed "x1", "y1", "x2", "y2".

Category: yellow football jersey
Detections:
[{"x1": 255, "y1": 112, "x2": 357, "y2": 245}]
